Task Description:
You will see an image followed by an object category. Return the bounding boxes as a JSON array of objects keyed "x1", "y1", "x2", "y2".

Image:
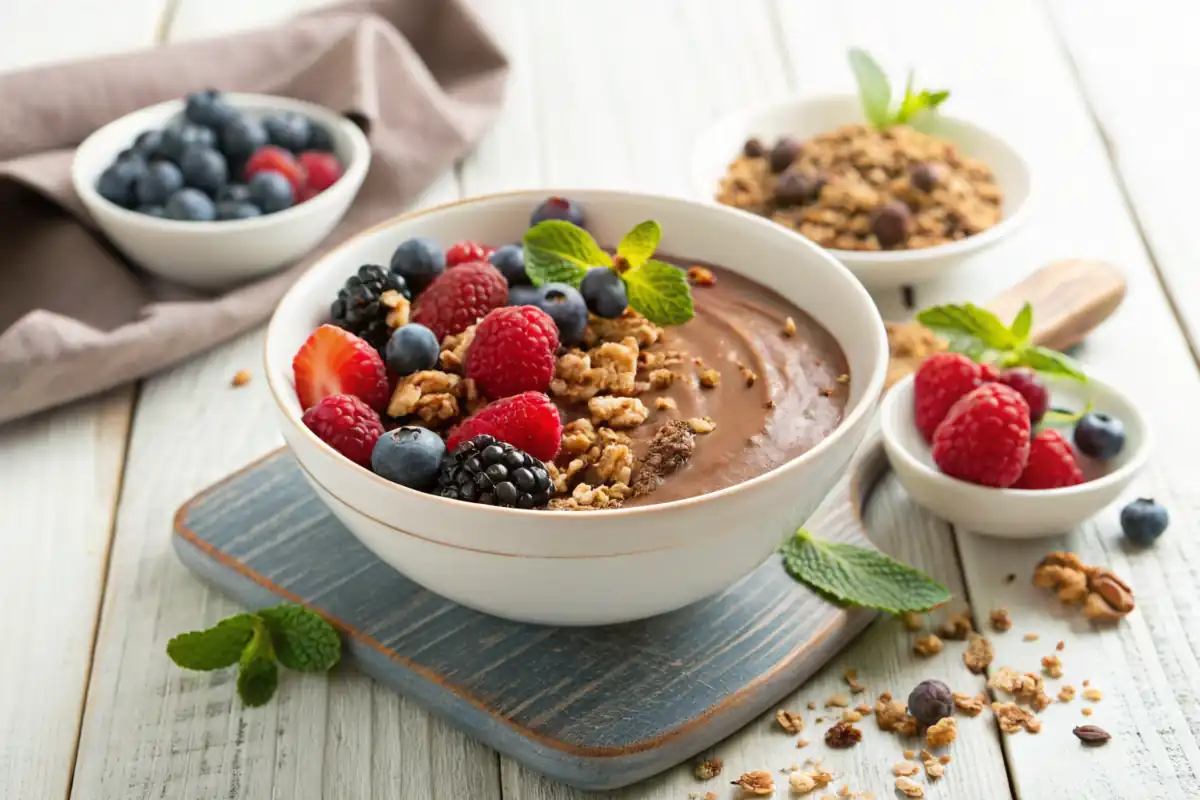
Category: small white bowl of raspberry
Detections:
[
  {"x1": 879, "y1": 369, "x2": 1151, "y2": 538},
  {"x1": 72, "y1": 90, "x2": 370, "y2": 289}
]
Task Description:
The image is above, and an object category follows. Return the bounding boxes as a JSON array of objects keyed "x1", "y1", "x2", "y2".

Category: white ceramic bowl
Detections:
[
  {"x1": 72, "y1": 92, "x2": 370, "y2": 289},
  {"x1": 691, "y1": 94, "x2": 1032, "y2": 288},
  {"x1": 264, "y1": 189, "x2": 889, "y2": 625},
  {"x1": 880, "y1": 373, "x2": 1150, "y2": 538}
]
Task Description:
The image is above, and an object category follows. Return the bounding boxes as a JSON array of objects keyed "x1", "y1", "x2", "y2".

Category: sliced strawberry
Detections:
[{"x1": 292, "y1": 325, "x2": 389, "y2": 411}]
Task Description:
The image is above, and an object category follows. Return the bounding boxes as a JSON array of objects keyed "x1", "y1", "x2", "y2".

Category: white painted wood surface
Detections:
[{"x1": 2, "y1": 0, "x2": 1199, "y2": 798}]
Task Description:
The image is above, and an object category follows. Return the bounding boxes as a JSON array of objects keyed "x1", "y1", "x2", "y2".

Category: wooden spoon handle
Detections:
[{"x1": 984, "y1": 258, "x2": 1126, "y2": 351}]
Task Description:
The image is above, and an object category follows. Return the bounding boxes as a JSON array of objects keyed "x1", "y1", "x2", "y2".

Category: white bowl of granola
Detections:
[
  {"x1": 265, "y1": 189, "x2": 888, "y2": 625},
  {"x1": 691, "y1": 94, "x2": 1032, "y2": 288}
]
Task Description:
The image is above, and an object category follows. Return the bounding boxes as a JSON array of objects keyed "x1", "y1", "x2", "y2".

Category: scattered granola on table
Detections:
[
  {"x1": 776, "y1": 709, "x2": 805, "y2": 733},
  {"x1": 1041, "y1": 654, "x2": 1064, "y2": 679},
  {"x1": 913, "y1": 634, "x2": 944, "y2": 657},
  {"x1": 895, "y1": 776, "x2": 925, "y2": 798},
  {"x1": 1058, "y1": 685, "x2": 1077, "y2": 703},
  {"x1": 1073, "y1": 724, "x2": 1112, "y2": 746},
  {"x1": 988, "y1": 608, "x2": 1013, "y2": 632},
  {"x1": 900, "y1": 611, "x2": 925, "y2": 631},
  {"x1": 844, "y1": 668, "x2": 867, "y2": 694},
  {"x1": 693, "y1": 756, "x2": 723, "y2": 781},
  {"x1": 938, "y1": 611, "x2": 974, "y2": 641},
  {"x1": 1032, "y1": 552, "x2": 1135, "y2": 623},
  {"x1": 732, "y1": 770, "x2": 775, "y2": 796},
  {"x1": 962, "y1": 633, "x2": 994, "y2": 673},
  {"x1": 824, "y1": 720, "x2": 863, "y2": 748},
  {"x1": 993, "y1": 702, "x2": 1042, "y2": 734},
  {"x1": 952, "y1": 691, "x2": 986, "y2": 716},
  {"x1": 231, "y1": 368, "x2": 252, "y2": 387},
  {"x1": 925, "y1": 717, "x2": 957, "y2": 747}
]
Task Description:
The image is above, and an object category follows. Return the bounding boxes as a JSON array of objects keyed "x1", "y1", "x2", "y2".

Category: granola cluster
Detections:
[
  {"x1": 716, "y1": 124, "x2": 1003, "y2": 252},
  {"x1": 1032, "y1": 552, "x2": 1135, "y2": 623}
]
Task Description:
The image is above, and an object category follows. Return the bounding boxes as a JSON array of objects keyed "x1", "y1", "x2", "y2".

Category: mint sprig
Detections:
[
  {"x1": 781, "y1": 529, "x2": 950, "y2": 614},
  {"x1": 848, "y1": 48, "x2": 950, "y2": 129},
  {"x1": 167, "y1": 604, "x2": 341, "y2": 707},
  {"x1": 521, "y1": 219, "x2": 694, "y2": 326},
  {"x1": 916, "y1": 302, "x2": 1087, "y2": 382}
]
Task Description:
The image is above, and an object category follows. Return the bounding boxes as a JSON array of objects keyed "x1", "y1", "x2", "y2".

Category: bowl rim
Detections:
[
  {"x1": 880, "y1": 372, "x2": 1151, "y2": 500},
  {"x1": 265, "y1": 187, "x2": 890, "y2": 520},
  {"x1": 71, "y1": 91, "x2": 371, "y2": 232},
  {"x1": 690, "y1": 92, "x2": 1034, "y2": 265}
]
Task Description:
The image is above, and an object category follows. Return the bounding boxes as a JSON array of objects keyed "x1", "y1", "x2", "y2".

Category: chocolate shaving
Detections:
[{"x1": 630, "y1": 420, "x2": 695, "y2": 496}]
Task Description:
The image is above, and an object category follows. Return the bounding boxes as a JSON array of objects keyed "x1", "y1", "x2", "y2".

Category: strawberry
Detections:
[
  {"x1": 931, "y1": 383, "x2": 1032, "y2": 488},
  {"x1": 447, "y1": 392, "x2": 563, "y2": 461},
  {"x1": 914, "y1": 352, "x2": 983, "y2": 442},
  {"x1": 1012, "y1": 429, "x2": 1084, "y2": 490},
  {"x1": 292, "y1": 324, "x2": 389, "y2": 411}
]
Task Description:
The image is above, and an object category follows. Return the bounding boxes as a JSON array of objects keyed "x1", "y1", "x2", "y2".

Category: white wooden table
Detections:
[{"x1": 3, "y1": 1, "x2": 1199, "y2": 798}]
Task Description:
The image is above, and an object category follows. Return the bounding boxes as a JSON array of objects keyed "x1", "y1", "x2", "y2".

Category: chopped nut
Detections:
[
  {"x1": 939, "y1": 755, "x2": 951, "y2": 765},
  {"x1": 765, "y1": 398, "x2": 776, "y2": 409},
  {"x1": 584, "y1": 310, "x2": 661, "y2": 348},
  {"x1": 903, "y1": 750, "x2": 916, "y2": 760},
  {"x1": 925, "y1": 717, "x2": 956, "y2": 747},
  {"x1": 588, "y1": 396, "x2": 649, "y2": 428},
  {"x1": 231, "y1": 369, "x2": 251, "y2": 387},
  {"x1": 783, "y1": 316, "x2": 797, "y2": 337},
  {"x1": 1023, "y1": 633, "x2": 1040, "y2": 642},
  {"x1": 1056, "y1": 640, "x2": 1065, "y2": 651},
  {"x1": 693, "y1": 756, "x2": 723, "y2": 781},
  {"x1": 901, "y1": 612, "x2": 924, "y2": 631},
  {"x1": 1073, "y1": 724, "x2": 1111, "y2": 746},
  {"x1": 807, "y1": 701, "x2": 817, "y2": 710},
  {"x1": 687, "y1": 266, "x2": 716, "y2": 286},
  {"x1": 841, "y1": 710, "x2": 862, "y2": 723},
  {"x1": 1058, "y1": 685, "x2": 1076, "y2": 703},
  {"x1": 687, "y1": 416, "x2": 716, "y2": 434},
  {"x1": 913, "y1": 634, "x2": 944, "y2": 657},
  {"x1": 825, "y1": 693, "x2": 850, "y2": 708},
  {"x1": 938, "y1": 611, "x2": 973, "y2": 640},
  {"x1": 789, "y1": 771, "x2": 817, "y2": 794},
  {"x1": 854, "y1": 704, "x2": 871, "y2": 715},
  {"x1": 843, "y1": 669, "x2": 866, "y2": 694},
  {"x1": 1083, "y1": 688, "x2": 1103, "y2": 702},
  {"x1": 1041, "y1": 654, "x2": 1064, "y2": 679},
  {"x1": 893, "y1": 762, "x2": 920, "y2": 777},
  {"x1": 1034, "y1": 552, "x2": 1135, "y2": 624},
  {"x1": 379, "y1": 289, "x2": 410, "y2": 329},
  {"x1": 740, "y1": 366, "x2": 758, "y2": 386},
  {"x1": 1082, "y1": 707, "x2": 1093, "y2": 717},
  {"x1": 952, "y1": 691, "x2": 986, "y2": 716},
  {"x1": 923, "y1": 759, "x2": 945, "y2": 780},
  {"x1": 776, "y1": 709, "x2": 805, "y2": 733},
  {"x1": 796, "y1": 738, "x2": 809, "y2": 748},
  {"x1": 732, "y1": 770, "x2": 774, "y2": 796},
  {"x1": 387, "y1": 370, "x2": 462, "y2": 424},
  {"x1": 992, "y1": 702, "x2": 1041, "y2": 734},
  {"x1": 439, "y1": 325, "x2": 475, "y2": 372},
  {"x1": 963, "y1": 634, "x2": 994, "y2": 673},
  {"x1": 698, "y1": 368, "x2": 721, "y2": 388},
  {"x1": 874, "y1": 692, "x2": 918, "y2": 735},
  {"x1": 824, "y1": 720, "x2": 862, "y2": 749},
  {"x1": 895, "y1": 777, "x2": 924, "y2": 797},
  {"x1": 989, "y1": 608, "x2": 1013, "y2": 632},
  {"x1": 594, "y1": 442, "x2": 634, "y2": 484},
  {"x1": 647, "y1": 368, "x2": 675, "y2": 389},
  {"x1": 654, "y1": 396, "x2": 677, "y2": 411},
  {"x1": 988, "y1": 666, "x2": 1050, "y2": 709}
]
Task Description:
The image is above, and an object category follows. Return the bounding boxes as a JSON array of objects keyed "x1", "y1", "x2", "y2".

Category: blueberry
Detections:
[
  {"x1": 216, "y1": 200, "x2": 262, "y2": 220},
  {"x1": 263, "y1": 113, "x2": 311, "y2": 152},
  {"x1": 530, "y1": 195, "x2": 584, "y2": 228},
  {"x1": 156, "y1": 123, "x2": 217, "y2": 164},
  {"x1": 217, "y1": 183, "x2": 251, "y2": 203},
  {"x1": 579, "y1": 267, "x2": 628, "y2": 318},
  {"x1": 184, "y1": 90, "x2": 237, "y2": 129},
  {"x1": 534, "y1": 282, "x2": 588, "y2": 347},
  {"x1": 371, "y1": 426, "x2": 446, "y2": 490},
  {"x1": 390, "y1": 237, "x2": 446, "y2": 295},
  {"x1": 488, "y1": 244, "x2": 529, "y2": 286},
  {"x1": 96, "y1": 159, "x2": 148, "y2": 208},
  {"x1": 508, "y1": 285, "x2": 541, "y2": 307},
  {"x1": 1120, "y1": 498, "x2": 1169, "y2": 546},
  {"x1": 179, "y1": 146, "x2": 227, "y2": 196},
  {"x1": 115, "y1": 148, "x2": 145, "y2": 165},
  {"x1": 305, "y1": 123, "x2": 335, "y2": 152},
  {"x1": 247, "y1": 171, "x2": 294, "y2": 213},
  {"x1": 132, "y1": 130, "x2": 164, "y2": 158},
  {"x1": 134, "y1": 161, "x2": 184, "y2": 206},
  {"x1": 138, "y1": 204, "x2": 167, "y2": 218},
  {"x1": 1074, "y1": 412, "x2": 1125, "y2": 460},
  {"x1": 219, "y1": 115, "x2": 268, "y2": 163},
  {"x1": 385, "y1": 324, "x2": 440, "y2": 376},
  {"x1": 165, "y1": 188, "x2": 217, "y2": 221}
]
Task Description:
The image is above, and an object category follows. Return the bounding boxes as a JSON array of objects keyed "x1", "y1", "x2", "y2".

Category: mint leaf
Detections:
[
  {"x1": 1041, "y1": 401, "x2": 1093, "y2": 428},
  {"x1": 522, "y1": 221, "x2": 611, "y2": 287},
  {"x1": 781, "y1": 529, "x2": 950, "y2": 614},
  {"x1": 236, "y1": 619, "x2": 278, "y2": 707},
  {"x1": 1001, "y1": 345, "x2": 1087, "y2": 382},
  {"x1": 259, "y1": 605, "x2": 341, "y2": 673},
  {"x1": 622, "y1": 259, "x2": 694, "y2": 326},
  {"x1": 166, "y1": 614, "x2": 257, "y2": 671},
  {"x1": 848, "y1": 48, "x2": 891, "y2": 127},
  {"x1": 1010, "y1": 303, "x2": 1033, "y2": 343},
  {"x1": 617, "y1": 221, "x2": 661, "y2": 268},
  {"x1": 916, "y1": 303, "x2": 1017, "y2": 350}
]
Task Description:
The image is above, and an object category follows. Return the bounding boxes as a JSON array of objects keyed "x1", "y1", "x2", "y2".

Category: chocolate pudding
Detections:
[{"x1": 545, "y1": 259, "x2": 850, "y2": 509}]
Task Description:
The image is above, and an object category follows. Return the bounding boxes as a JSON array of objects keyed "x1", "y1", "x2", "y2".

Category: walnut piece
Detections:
[
  {"x1": 588, "y1": 396, "x2": 649, "y2": 428},
  {"x1": 776, "y1": 709, "x2": 804, "y2": 733},
  {"x1": 962, "y1": 633, "x2": 994, "y2": 674},
  {"x1": 732, "y1": 770, "x2": 774, "y2": 796},
  {"x1": 992, "y1": 702, "x2": 1042, "y2": 734},
  {"x1": 439, "y1": 325, "x2": 475, "y2": 373},
  {"x1": 925, "y1": 717, "x2": 956, "y2": 747},
  {"x1": 560, "y1": 419, "x2": 598, "y2": 456},
  {"x1": 387, "y1": 370, "x2": 462, "y2": 424},
  {"x1": 380, "y1": 289, "x2": 410, "y2": 329},
  {"x1": 1042, "y1": 654, "x2": 1064, "y2": 679}
]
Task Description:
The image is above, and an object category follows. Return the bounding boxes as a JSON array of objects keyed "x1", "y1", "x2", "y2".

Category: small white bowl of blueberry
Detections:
[{"x1": 72, "y1": 90, "x2": 370, "y2": 289}]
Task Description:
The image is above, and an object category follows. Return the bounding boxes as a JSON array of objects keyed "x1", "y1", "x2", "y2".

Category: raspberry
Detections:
[
  {"x1": 411, "y1": 261, "x2": 508, "y2": 341},
  {"x1": 998, "y1": 368, "x2": 1049, "y2": 423},
  {"x1": 979, "y1": 363, "x2": 1001, "y2": 382},
  {"x1": 301, "y1": 394, "x2": 384, "y2": 467},
  {"x1": 931, "y1": 383, "x2": 1032, "y2": 488},
  {"x1": 465, "y1": 306, "x2": 560, "y2": 399},
  {"x1": 298, "y1": 151, "x2": 343, "y2": 194},
  {"x1": 1012, "y1": 429, "x2": 1084, "y2": 490},
  {"x1": 446, "y1": 391, "x2": 562, "y2": 461},
  {"x1": 914, "y1": 352, "x2": 982, "y2": 442},
  {"x1": 292, "y1": 324, "x2": 389, "y2": 411},
  {"x1": 244, "y1": 145, "x2": 305, "y2": 193},
  {"x1": 445, "y1": 241, "x2": 495, "y2": 267}
]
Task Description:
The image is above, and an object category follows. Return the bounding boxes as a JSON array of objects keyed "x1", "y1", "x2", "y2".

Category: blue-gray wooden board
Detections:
[{"x1": 172, "y1": 445, "x2": 888, "y2": 791}]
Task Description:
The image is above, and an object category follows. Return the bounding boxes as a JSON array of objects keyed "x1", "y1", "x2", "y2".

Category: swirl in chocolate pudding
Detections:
[{"x1": 553, "y1": 258, "x2": 849, "y2": 508}]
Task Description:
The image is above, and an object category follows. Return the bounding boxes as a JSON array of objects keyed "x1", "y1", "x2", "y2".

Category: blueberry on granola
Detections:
[
  {"x1": 910, "y1": 163, "x2": 941, "y2": 193},
  {"x1": 870, "y1": 201, "x2": 913, "y2": 248},
  {"x1": 774, "y1": 172, "x2": 823, "y2": 207},
  {"x1": 330, "y1": 264, "x2": 412, "y2": 354},
  {"x1": 768, "y1": 137, "x2": 802, "y2": 173},
  {"x1": 436, "y1": 435, "x2": 552, "y2": 508}
]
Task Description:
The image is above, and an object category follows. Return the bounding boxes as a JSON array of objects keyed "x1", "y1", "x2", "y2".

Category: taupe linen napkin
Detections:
[{"x1": 0, "y1": 0, "x2": 507, "y2": 425}]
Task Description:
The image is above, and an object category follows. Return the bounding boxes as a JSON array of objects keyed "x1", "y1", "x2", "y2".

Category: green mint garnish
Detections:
[
  {"x1": 848, "y1": 48, "x2": 950, "y2": 129},
  {"x1": 522, "y1": 220, "x2": 612, "y2": 287},
  {"x1": 1041, "y1": 401, "x2": 1094, "y2": 428},
  {"x1": 781, "y1": 529, "x2": 950, "y2": 614},
  {"x1": 521, "y1": 219, "x2": 694, "y2": 326},
  {"x1": 167, "y1": 604, "x2": 341, "y2": 707},
  {"x1": 916, "y1": 302, "x2": 1087, "y2": 382}
]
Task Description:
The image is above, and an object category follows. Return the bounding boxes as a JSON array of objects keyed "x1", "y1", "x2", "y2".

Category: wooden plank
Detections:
[
  {"x1": 767, "y1": 0, "x2": 1200, "y2": 796},
  {"x1": 0, "y1": 388, "x2": 134, "y2": 800}
]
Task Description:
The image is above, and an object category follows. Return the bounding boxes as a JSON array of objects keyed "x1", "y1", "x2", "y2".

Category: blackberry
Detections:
[
  {"x1": 437, "y1": 435, "x2": 552, "y2": 509},
  {"x1": 330, "y1": 264, "x2": 413, "y2": 353}
]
